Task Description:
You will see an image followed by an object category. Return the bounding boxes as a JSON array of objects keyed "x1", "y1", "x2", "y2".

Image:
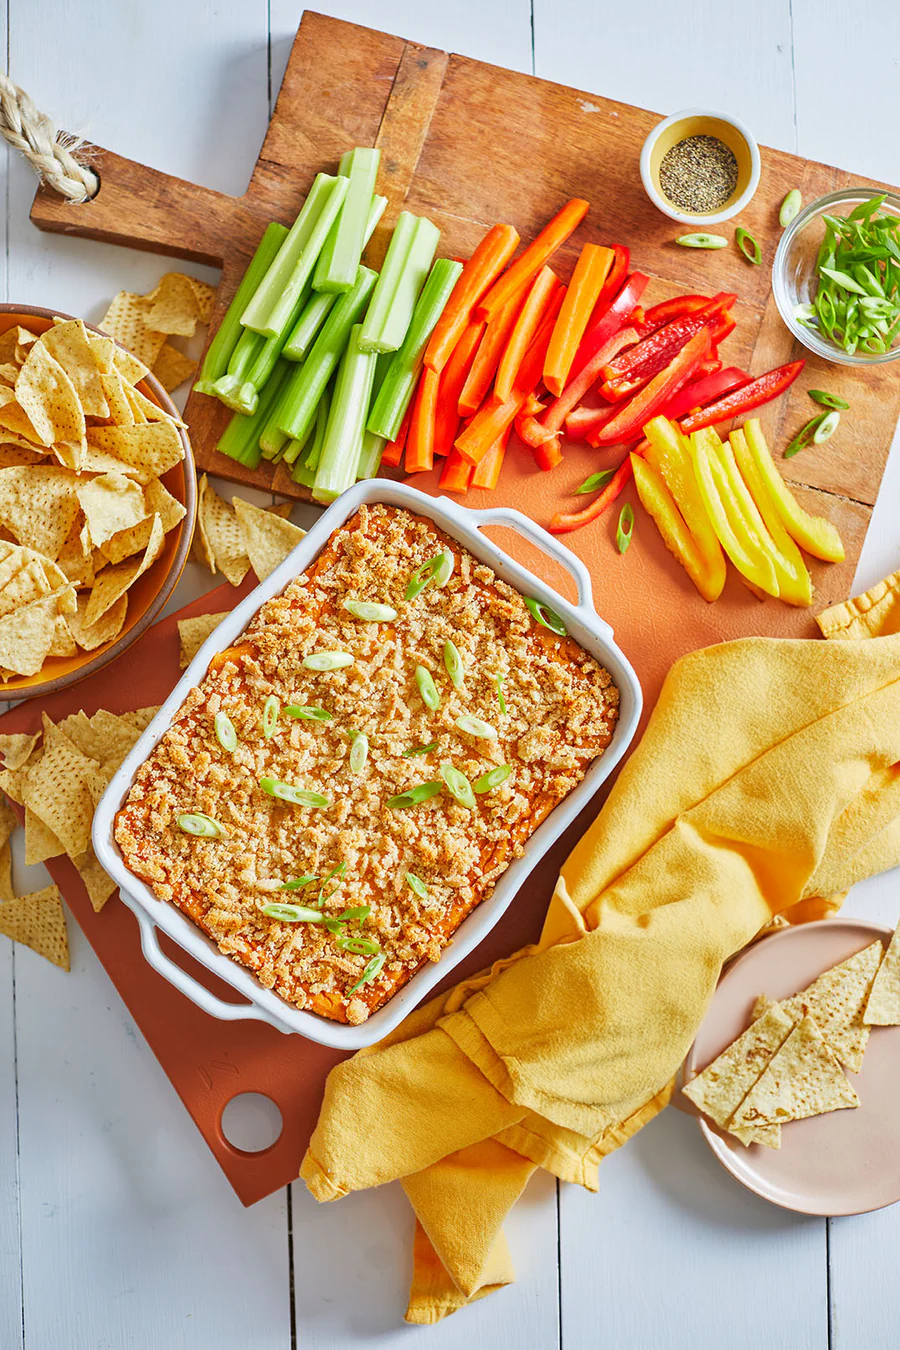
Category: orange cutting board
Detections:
[{"x1": 29, "y1": 11, "x2": 894, "y2": 715}]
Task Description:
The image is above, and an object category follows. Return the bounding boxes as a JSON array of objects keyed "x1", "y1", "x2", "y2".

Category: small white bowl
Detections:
[{"x1": 640, "y1": 108, "x2": 761, "y2": 226}]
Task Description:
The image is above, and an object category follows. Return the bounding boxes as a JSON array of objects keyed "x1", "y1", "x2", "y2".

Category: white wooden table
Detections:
[{"x1": 2, "y1": 3, "x2": 900, "y2": 1346}]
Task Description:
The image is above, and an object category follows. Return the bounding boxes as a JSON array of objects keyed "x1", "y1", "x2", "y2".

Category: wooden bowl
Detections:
[{"x1": 0, "y1": 305, "x2": 196, "y2": 700}]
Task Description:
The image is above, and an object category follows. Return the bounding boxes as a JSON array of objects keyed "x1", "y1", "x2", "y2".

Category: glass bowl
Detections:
[{"x1": 772, "y1": 187, "x2": 900, "y2": 367}]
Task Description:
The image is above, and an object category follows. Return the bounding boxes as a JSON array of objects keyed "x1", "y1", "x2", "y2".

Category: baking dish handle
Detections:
[
  {"x1": 465, "y1": 503, "x2": 611, "y2": 634},
  {"x1": 133, "y1": 908, "x2": 286, "y2": 1030}
]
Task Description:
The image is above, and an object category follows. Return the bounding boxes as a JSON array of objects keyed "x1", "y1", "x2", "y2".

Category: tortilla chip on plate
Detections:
[
  {"x1": 0, "y1": 464, "x2": 81, "y2": 560},
  {"x1": 684, "y1": 1002, "x2": 795, "y2": 1149},
  {"x1": 41, "y1": 319, "x2": 109, "y2": 419},
  {"x1": 0, "y1": 590, "x2": 65, "y2": 676},
  {"x1": 777, "y1": 942, "x2": 883, "y2": 1073},
  {"x1": 82, "y1": 514, "x2": 164, "y2": 628},
  {"x1": 99, "y1": 479, "x2": 185, "y2": 565},
  {"x1": 0, "y1": 883, "x2": 69, "y2": 970},
  {"x1": 730, "y1": 1015, "x2": 859, "y2": 1130},
  {"x1": 178, "y1": 611, "x2": 230, "y2": 669},
  {"x1": 85, "y1": 422, "x2": 184, "y2": 483},
  {"x1": 15, "y1": 341, "x2": 86, "y2": 450},
  {"x1": 864, "y1": 927, "x2": 900, "y2": 1025}
]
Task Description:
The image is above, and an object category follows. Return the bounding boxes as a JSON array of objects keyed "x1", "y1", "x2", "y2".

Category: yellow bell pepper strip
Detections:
[
  {"x1": 642, "y1": 416, "x2": 726, "y2": 601},
  {"x1": 631, "y1": 453, "x2": 723, "y2": 603},
  {"x1": 691, "y1": 428, "x2": 780, "y2": 596},
  {"x1": 729, "y1": 428, "x2": 813, "y2": 607},
  {"x1": 742, "y1": 419, "x2": 846, "y2": 563}
]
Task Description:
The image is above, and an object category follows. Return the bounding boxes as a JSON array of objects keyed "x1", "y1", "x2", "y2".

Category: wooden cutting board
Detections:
[{"x1": 28, "y1": 11, "x2": 897, "y2": 718}]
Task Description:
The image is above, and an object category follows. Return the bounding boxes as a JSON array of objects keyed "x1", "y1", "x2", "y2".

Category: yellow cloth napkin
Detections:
[{"x1": 302, "y1": 575, "x2": 900, "y2": 1324}]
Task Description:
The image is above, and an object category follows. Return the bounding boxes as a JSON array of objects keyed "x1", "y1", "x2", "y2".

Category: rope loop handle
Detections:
[{"x1": 0, "y1": 73, "x2": 98, "y2": 203}]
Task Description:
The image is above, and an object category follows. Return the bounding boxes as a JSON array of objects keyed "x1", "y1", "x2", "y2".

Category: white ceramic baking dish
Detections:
[{"x1": 93, "y1": 480, "x2": 642, "y2": 1050}]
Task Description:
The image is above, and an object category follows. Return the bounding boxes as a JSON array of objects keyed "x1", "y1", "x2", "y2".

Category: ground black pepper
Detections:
[{"x1": 659, "y1": 135, "x2": 739, "y2": 214}]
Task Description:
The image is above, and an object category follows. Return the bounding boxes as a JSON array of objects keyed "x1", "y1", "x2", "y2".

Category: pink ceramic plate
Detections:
[{"x1": 684, "y1": 918, "x2": 900, "y2": 1216}]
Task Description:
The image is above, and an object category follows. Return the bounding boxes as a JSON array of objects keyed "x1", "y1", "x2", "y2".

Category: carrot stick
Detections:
[
  {"x1": 424, "y1": 223, "x2": 520, "y2": 373},
  {"x1": 471, "y1": 425, "x2": 511, "y2": 489},
  {"x1": 543, "y1": 244, "x2": 613, "y2": 396},
  {"x1": 438, "y1": 447, "x2": 473, "y2": 492},
  {"x1": 380, "y1": 402, "x2": 412, "y2": 467},
  {"x1": 494, "y1": 267, "x2": 559, "y2": 403},
  {"x1": 458, "y1": 287, "x2": 529, "y2": 416},
  {"x1": 405, "y1": 367, "x2": 440, "y2": 473},
  {"x1": 434, "y1": 317, "x2": 484, "y2": 456},
  {"x1": 455, "y1": 290, "x2": 564, "y2": 466},
  {"x1": 477, "y1": 198, "x2": 589, "y2": 322}
]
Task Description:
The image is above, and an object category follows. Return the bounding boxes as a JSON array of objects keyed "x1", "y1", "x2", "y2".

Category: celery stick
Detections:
[
  {"x1": 282, "y1": 291, "x2": 337, "y2": 362},
  {"x1": 291, "y1": 446, "x2": 317, "y2": 488},
  {"x1": 302, "y1": 386, "x2": 332, "y2": 473},
  {"x1": 241, "y1": 174, "x2": 347, "y2": 336},
  {"x1": 313, "y1": 148, "x2": 381, "y2": 294},
  {"x1": 276, "y1": 266, "x2": 377, "y2": 446},
  {"x1": 356, "y1": 431, "x2": 386, "y2": 480},
  {"x1": 260, "y1": 177, "x2": 349, "y2": 340},
  {"x1": 312, "y1": 325, "x2": 378, "y2": 504},
  {"x1": 358, "y1": 212, "x2": 416, "y2": 353},
  {"x1": 211, "y1": 327, "x2": 266, "y2": 406},
  {"x1": 378, "y1": 217, "x2": 441, "y2": 352},
  {"x1": 367, "y1": 258, "x2": 463, "y2": 440},
  {"x1": 194, "y1": 222, "x2": 287, "y2": 395},
  {"x1": 216, "y1": 361, "x2": 292, "y2": 470}
]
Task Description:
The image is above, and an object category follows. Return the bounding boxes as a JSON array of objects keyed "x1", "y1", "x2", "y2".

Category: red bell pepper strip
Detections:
[
  {"x1": 679, "y1": 361, "x2": 805, "y2": 433},
  {"x1": 570, "y1": 273, "x2": 648, "y2": 382},
  {"x1": 564, "y1": 400, "x2": 617, "y2": 441},
  {"x1": 519, "y1": 325, "x2": 640, "y2": 450},
  {"x1": 595, "y1": 329, "x2": 711, "y2": 445},
  {"x1": 636, "y1": 294, "x2": 710, "y2": 335},
  {"x1": 548, "y1": 451, "x2": 636, "y2": 535},
  {"x1": 657, "y1": 366, "x2": 750, "y2": 422},
  {"x1": 600, "y1": 293, "x2": 736, "y2": 399}
]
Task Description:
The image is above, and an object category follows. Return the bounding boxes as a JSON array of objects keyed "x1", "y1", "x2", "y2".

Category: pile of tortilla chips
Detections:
[
  {"x1": 0, "y1": 316, "x2": 191, "y2": 679},
  {"x1": 98, "y1": 272, "x2": 215, "y2": 393},
  {"x1": 0, "y1": 706, "x2": 159, "y2": 953},
  {"x1": 684, "y1": 933, "x2": 900, "y2": 1148},
  {"x1": 192, "y1": 474, "x2": 305, "y2": 585}
]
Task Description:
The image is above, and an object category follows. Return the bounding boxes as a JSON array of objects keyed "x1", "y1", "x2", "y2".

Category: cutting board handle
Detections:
[{"x1": 30, "y1": 143, "x2": 268, "y2": 268}]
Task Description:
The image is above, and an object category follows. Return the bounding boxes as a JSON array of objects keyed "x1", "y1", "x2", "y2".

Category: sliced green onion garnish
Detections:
[
  {"x1": 813, "y1": 409, "x2": 840, "y2": 443},
  {"x1": 793, "y1": 302, "x2": 817, "y2": 326},
  {"x1": 779, "y1": 189, "x2": 802, "y2": 228},
  {"x1": 176, "y1": 812, "x2": 227, "y2": 838},
  {"x1": 260, "y1": 777, "x2": 330, "y2": 807},
  {"x1": 338, "y1": 905, "x2": 371, "y2": 923},
  {"x1": 440, "y1": 762, "x2": 476, "y2": 809},
  {"x1": 349, "y1": 731, "x2": 369, "y2": 773},
  {"x1": 495, "y1": 675, "x2": 507, "y2": 715},
  {"x1": 286, "y1": 705, "x2": 333, "y2": 722},
  {"x1": 473, "y1": 765, "x2": 511, "y2": 793},
  {"x1": 575, "y1": 469, "x2": 615, "y2": 495},
  {"x1": 455, "y1": 714, "x2": 498, "y2": 740},
  {"x1": 387, "y1": 781, "x2": 443, "y2": 809},
  {"x1": 279, "y1": 874, "x2": 318, "y2": 891},
  {"x1": 260, "y1": 903, "x2": 324, "y2": 923},
  {"x1": 317, "y1": 862, "x2": 347, "y2": 905},
  {"x1": 342, "y1": 598, "x2": 398, "y2": 622},
  {"x1": 735, "y1": 227, "x2": 762, "y2": 265},
  {"x1": 405, "y1": 871, "x2": 429, "y2": 898},
  {"x1": 784, "y1": 413, "x2": 827, "y2": 459},
  {"x1": 443, "y1": 640, "x2": 464, "y2": 688},
  {"x1": 616, "y1": 503, "x2": 635, "y2": 554},
  {"x1": 339, "y1": 935, "x2": 381, "y2": 957},
  {"x1": 808, "y1": 390, "x2": 849, "y2": 410},
  {"x1": 524, "y1": 597, "x2": 567, "y2": 636},
  {"x1": 214, "y1": 711, "x2": 238, "y2": 752},
  {"x1": 415, "y1": 665, "x2": 441, "y2": 711},
  {"x1": 403, "y1": 742, "x2": 438, "y2": 757},
  {"x1": 262, "y1": 695, "x2": 279, "y2": 739},
  {"x1": 404, "y1": 550, "x2": 455, "y2": 601},
  {"x1": 675, "y1": 233, "x2": 727, "y2": 249},
  {"x1": 302, "y1": 651, "x2": 354, "y2": 671},
  {"x1": 324, "y1": 916, "x2": 345, "y2": 935},
  {"x1": 347, "y1": 951, "x2": 386, "y2": 994}
]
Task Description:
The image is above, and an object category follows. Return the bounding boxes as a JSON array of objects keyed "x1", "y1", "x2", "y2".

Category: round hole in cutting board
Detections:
[{"x1": 219, "y1": 1092, "x2": 283, "y2": 1153}]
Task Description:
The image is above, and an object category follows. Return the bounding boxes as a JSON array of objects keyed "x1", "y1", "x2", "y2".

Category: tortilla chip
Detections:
[
  {"x1": 730, "y1": 1016, "x2": 859, "y2": 1129},
  {"x1": 864, "y1": 927, "x2": 900, "y2": 1025},
  {"x1": 145, "y1": 272, "x2": 213, "y2": 336},
  {"x1": 119, "y1": 706, "x2": 160, "y2": 732},
  {"x1": 98, "y1": 372, "x2": 137, "y2": 425},
  {"x1": 85, "y1": 330, "x2": 117, "y2": 375},
  {"x1": 152, "y1": 342, "x2": 196, "y2": 392},
  {"x1": 684, "y1": 1003, "x2": 795, "y2": 1148},
  {"x1": 67, "y1": 584, "x2": 126, "y2": 647},
  {"x1": 232, "y1": 496, "x2": 304, "y2": 581},
  {"x1": 196, "y1": 475, "x2": 249, "y2": 586},
  {"x1": 0, "y1": 883, "x2": 69, "y2": 970},
  {"x1": 122, "y1": 382, "x2": 186, "y2": 428},
  {"x1": 77, "y1": 472, "x2": 147, "y2": 548},
  {"x1": 22, "y1": 715, "x2": 105, "y2": 859},
  {"x1": 777, "y1": 942, "x2": 883, "y2": 1072},
  {"x1": 49, "y1": 614, "x2": 77, "y2": 658},
  {"x1": 0, "y1": 444, "x2": 46, "y2": 469},
  {"x1": 15, "y1": 342, "x2": 86, "y2": 450},
  {"x1": 0, "y1": 462, "x2": 80, "y2": 560},
  {"x1": 58, "y1": 708, "x2": 140, "y2": 771},
  {"x1": 0, "y1": 591, "x2": 61, "y2": 676},
  {"x1": 82, "y1": 515, "x2": 164, "y2": 628},
  {"x1": 73, "y1": 846, "x2": 116, "y2": 913},
  {"x1": 0, "y1": 794, "x2": 16, "y2": 848},
  {"x1": 178, "y1": 611, "x2": 230, "y2": 669},
  {"x1": 86, "y1": 422, "x2": 184, "y2": 483},
  {"x1": 0, "y1": 327, "x2": 37, "y2": 365},
  {"x1": 0, "y1": 397, "x2": 41, "y2": 445},
  {"x1": 0, "y1": 842, "x2": 13, "y2": 903},
  {"x1": 112, "y1": 347, "x2": 151, "y2": 387},
  {"x1": 56, "y1": 523, "x2": 97, "y2": 587},
  {"x1": 99, "y1": 478, "x2": 185, "y2": 564},
  {"x1": 40, "y1": 320, "x2": 109, "y2": 418},
  {"x1": 0, "y1": 731, "x2": 40, "y2": 772},
  {"x1": 24, "y1": 805, "x2": 65, "y2": 865},
  {"x1": 98, "y1": 291, "x2": 167, "y2": 368},
  {"x1": 0, "y1": 558, "x2": 50, "y2": 616}
]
